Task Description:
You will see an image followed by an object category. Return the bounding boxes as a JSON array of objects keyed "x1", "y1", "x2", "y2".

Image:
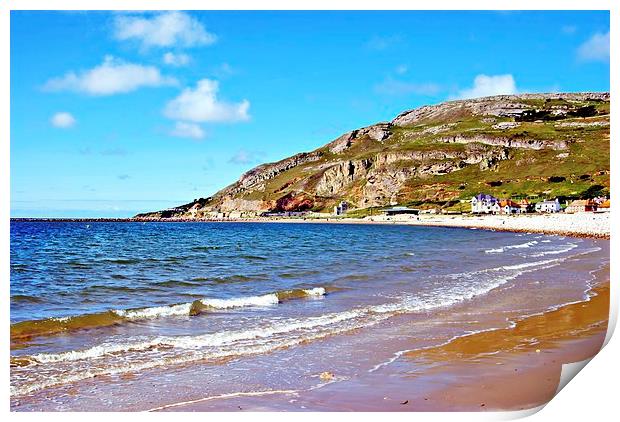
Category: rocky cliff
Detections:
[{"x1": 136, "y1": 92, "x2": 610, "y2": 219}]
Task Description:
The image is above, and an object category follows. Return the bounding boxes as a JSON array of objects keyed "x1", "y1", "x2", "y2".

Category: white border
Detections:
[{"x1": 1, "y1": 1, "x2": 616, "y2": 420}]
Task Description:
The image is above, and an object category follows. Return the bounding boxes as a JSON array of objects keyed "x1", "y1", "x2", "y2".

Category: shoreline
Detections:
[
  {"x1": 155, "y1": 272, "x2": 610, "y2": 412},
  {"x1": 12, "y1": 212, "x2": 611, "y2": 240}
]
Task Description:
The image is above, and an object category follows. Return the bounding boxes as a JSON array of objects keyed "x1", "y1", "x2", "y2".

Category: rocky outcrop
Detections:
[
  {"x1": 327, "y1": 123, "x2": 391, "y2": 153},
  {"x1": 392, "y1": 92, "x2": 609, "y2": 127},
  {"x1": 315, "y1": 159, "x2": 373, "y2": 196},
  {"x1": 313, "y1": 146, "x2": 511, "y2": 205},
  {"x1": 555, "y1": 120, "x2": 610, "y2": 128},
  {"x1": 219, "y1": 198, "x2": 268, "y2": 212},
  {"x1": 225, "y1": 151, "x2": 323, "y2": 196},
  {"x1": 492, "y1": 122, "x2": 521, "y2": 130},
  {"x1": 437, "y1": 135, "x2": 567, "y2": 151}
]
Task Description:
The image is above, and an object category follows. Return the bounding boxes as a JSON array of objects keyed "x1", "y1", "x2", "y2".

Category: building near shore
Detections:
[
  {"x1": 516, "y1": 199, "x2": 534, "y2": 213},
  {"x1": 596, "y1": 199, "x2": 610, "y2": 212},
  {"x1": 333, "y1": 201, "x2": 349, "y2": 216},
  {"x1": 565, "y1": 199, "x2": 596, "y2": 213},
  {"x1": 471, "y1": 193, "x2": 500, "y2": 214},
  {"x1": 499, "y1": 199, "x2": 520, "y2": 214},
  {"x1": 535, "y1": 198, "x2": 561, "y2": 213},
  {"x1": 382, "y1": 206, "x2": 419, "y2": 216}
]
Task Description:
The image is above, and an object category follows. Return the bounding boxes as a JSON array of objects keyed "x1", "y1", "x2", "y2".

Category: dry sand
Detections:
[
  {"x1": 194, "y1": 212, "x2": 610, "y2": 239},
  {"x1": 384, "y1": 212, "x2": 611, "y2": 239}
]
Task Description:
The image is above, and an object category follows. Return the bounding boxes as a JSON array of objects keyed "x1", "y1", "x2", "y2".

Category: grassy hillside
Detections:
[{"x1": 136, "y1": 93, "x2": 610, "y2": 219}]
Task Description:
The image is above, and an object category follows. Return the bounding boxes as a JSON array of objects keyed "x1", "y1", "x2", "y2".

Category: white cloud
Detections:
[
  {"x1": 577, "y1": 31, "x2": 610, "y2": 62},
  {"x1": 43, "y1": 56, "x2": 177, "y2": 96},
  {"x1": 374, "y1": 78, "x2": 441, "y2": 96},
  {"x1": 163, "y1": 52, "x2": 191, "y2": 67},
  {"x1": 164, "y1": 79, "x2": 250, "y2": 123},
  {"x1": 170, "y1": 121, "x2": 206, "y2": 139},
  {"x1": 50, "y1": 112, "x2": 76, "y2": 128},
  {"x1": 454, "y1": 74, "x2": 518, "y2": 100},
  {"x1": 113, "y1": 11, "x2": 217, "y2": 49}
]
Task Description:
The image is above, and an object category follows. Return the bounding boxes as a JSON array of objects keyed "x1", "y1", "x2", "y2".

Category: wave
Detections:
[
  {"x1": 484, "y1": 241, "x2": 538, "y2": 254},
  {"x1": 11, "y1": 254, "x2": 585, "y2": 397},
  {"x1": 156, "y1": 279, "x2": 202, "y2": 288},
  {"x1": 11, "y1": 311, "x2": 125, "y2": 342},
  {"x1": 530, "y1": 243, "x2": 578, "y2": 257},
  {"x1": 10, "y1": 288, "x2": 328, "y2": 341},
  {"x1": 11, "y1": 294, "x2": 44, "y2": 303},
  {"x1": 14, "y1": 257, "x2": 564, "y2": 360},
  {"x1": 10, "y1": 314, "x2": 364, "y2": 397},
  {"x1": 25, "y1": 306, "x2": 354, "y2": 365}
]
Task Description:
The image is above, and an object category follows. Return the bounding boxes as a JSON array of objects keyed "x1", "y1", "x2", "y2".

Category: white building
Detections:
[
  {"x1": 471, "y1": 193, "x2": 500, "y2": 214},
  {"x1": 333, "y1": 201, "x2": 349, "y2": 216},
  {"x1": 535, "y1": 198, "x2": 561, "y2": 213}
]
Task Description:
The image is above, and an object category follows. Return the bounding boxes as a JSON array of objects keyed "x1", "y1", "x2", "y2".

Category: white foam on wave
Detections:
[
  {"x1": 111, "y1": 289, "x2": 325, "y2": 321},
  {"x1": 15, "y1": 323, "x2": 363, "y2": 397},
  {"x1": 14, "y1": 249, "x2": 594, "y2": 397},
  {"x1": 501, "y1": 258, "x2": 562, "y2": 271},
  {"x1": 113, "y1": 303, "x2": 193, "y2": 319},
  {"x1": 303, "y1": 287, "x2": 326, "y2": 296},
  {"x1": 200, "y1": 293, "x2": 279, "y2": 309},
  {"x1": 530, "y1": 243, "x2": 578, "y2": 257},
  {"x1": 26, "y1": 256, "x2": 570, "y2": 367},
  {"x1": 29, "y1": 309, "x2": 364, "y2": 364},
  {"x1": 484, "y1": 247, "x2": 504, "y2": 254},
  {"x1": 484, "y1": 241, "x2": 538, "y2": 254}
]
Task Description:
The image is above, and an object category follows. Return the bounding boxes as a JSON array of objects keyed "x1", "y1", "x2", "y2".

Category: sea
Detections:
[{"x1": 9, "y1": 221, "x2": 609, "y2": 411}]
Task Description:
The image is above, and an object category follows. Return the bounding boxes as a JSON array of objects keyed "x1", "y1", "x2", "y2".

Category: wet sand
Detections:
[{"x1": 155, "y1": 274, "x2": 609, "y2": 412}]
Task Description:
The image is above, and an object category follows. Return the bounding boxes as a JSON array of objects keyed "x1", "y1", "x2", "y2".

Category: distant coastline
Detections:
[{"x1": 11, "y1": 212, "x2": 610, "y2": 240}]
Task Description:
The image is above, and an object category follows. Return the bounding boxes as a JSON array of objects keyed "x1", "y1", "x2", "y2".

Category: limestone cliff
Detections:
[{"x1": 135, "y1": 92, "x2": 610, "y2": 219}]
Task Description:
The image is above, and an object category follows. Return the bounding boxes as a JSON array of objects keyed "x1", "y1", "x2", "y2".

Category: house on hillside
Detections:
[
  {"x1": 471, "y1": 193, "x2": 500, "y2": 214},
  {"x1": 499, "y1": 199, "x2": 520, "y2": 214},
  {"x1": 565, "y1": 199, "x2": 596, "y2": 213},
  {"x1": 535, "y1": 198, "x2": 561, "y2": 213}
]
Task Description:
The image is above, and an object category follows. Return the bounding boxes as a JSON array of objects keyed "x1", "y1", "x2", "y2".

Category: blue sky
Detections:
[{"x1": 10, "y1": 10, "x2": 610, "y2": 217}]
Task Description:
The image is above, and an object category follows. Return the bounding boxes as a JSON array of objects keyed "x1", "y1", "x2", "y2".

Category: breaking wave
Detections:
[
  {"x1": 11, "y1": 256, "x2": 573, "y2": 397},
  {"x1": 11, "y1": 288, "x2": 327, "y2": 341},
  {"x1": 484, "y1": 241, "x2": 538, "y2": 254}
]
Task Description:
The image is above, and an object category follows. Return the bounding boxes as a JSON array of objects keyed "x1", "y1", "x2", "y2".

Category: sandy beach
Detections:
[
  {"x1": 154, "y1": 268, "x2": 610, "y2": 412},
  {"x1": 378, "y1": 212, "x2": 611, "y2": 239}
]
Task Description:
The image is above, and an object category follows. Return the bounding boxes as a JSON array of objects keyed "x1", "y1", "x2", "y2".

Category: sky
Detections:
[{"x1": 10, "y1": 10, "x2": 610, "y2": 218}]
